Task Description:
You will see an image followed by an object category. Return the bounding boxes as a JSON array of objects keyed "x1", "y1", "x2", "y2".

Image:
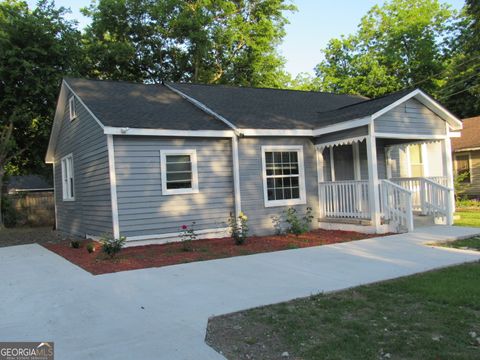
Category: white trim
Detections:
[
  {"x1": 52, "y1": 163, "x2": 58, "y2": 229},
  {"x1": 329, "y1": 147, "x2": 335, "y2": 181},
  {"x1": 375, "y1": 132, "x2": 447, "y2": 140},
  {"x1": 160, "y1": 149, "x2": 199, "y2": 195},
  {"x1": 124, "y1": 227, "x2": 229, "y2": 244},
  {"x1": 165, "y1": 83, "x2": 239, "y2": 132},
  {"x1": 103, "y1": 126, "x2": 235, "y2": 138},
  {"x1": 60, "y1": 153, "x2": 75, "y2": 201},
  {"x1": 352, "y1": 142, "x2": 361, "y2": 181},
  {"x1": 454, "y1": 146, "x2": 480, "y2": 152},
  {"x1": 371, "y1": 89, "x2": 463, "y2": 130},
  {"x1": 316, "y1": 149, "x2": 325, "y2": 219},
  {"x1": 366, "y1": 123, "x2": 381, "y2": 232},
  {"x1": 68, "y1": 96, "x2": 77, "y2": 121},
  {"x1": 315, "y1": 135, "x2": 367, "y2": 150},
  {"x1": 231, "y1": 136, "x2": 242, "y2": 218},
  {"x1": 312, "y1": 117, "x2": 371, "y2": 137},
  {"x1": 385, "y1": 147, "x2": 392, "y2": 179},
  {"x1": 62, "y1": 80, "x2": 104, "y2": 129},
  {"x1": 241, "y1": 129, "x2": 313, "y2": 137},
  {"x1": 107, "y1": 135, "x2": 120, "y2": 239},
  {"x1": 449, "y1": 132, "x2": 461, "y2": 138},
  {"x1": 261, "y1": 145, "x2": 307, "y2": 208},
  {"x1": 45, "y1": 85, "x2": 67, "y2": 163},
  {"x1": 454, "y1": 152, "x2": 473, "y2": 184}
]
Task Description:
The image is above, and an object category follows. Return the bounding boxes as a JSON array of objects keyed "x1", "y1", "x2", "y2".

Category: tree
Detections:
[
  {"x1": 439, "y1": 0, "x2": 480, "y2": 117},
  {"x1": 314, "y1": 0, "x2": 456, "y2": 98},
  {"x1": 81, "y1": 0, "x2": 295, "y2": 87},
  {"x1": 0, "y1": 0, "x2": 81, "y2": 226}
]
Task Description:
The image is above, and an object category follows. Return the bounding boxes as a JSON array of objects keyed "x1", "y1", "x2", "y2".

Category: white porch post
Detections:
[
  {"x1": 317, "y1": 149, "x2": 325, "y2": 219},
  {"x1": 366, "y1": 122, "x2": 382, "y2": 232},
  {"x1": 442, "y1": 135, "x2": 455, "y2": 225}
]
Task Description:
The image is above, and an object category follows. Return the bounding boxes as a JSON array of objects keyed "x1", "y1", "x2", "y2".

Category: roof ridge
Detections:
[{"x1": 169, "y1": 81, "x2": 368, "y2": 99}]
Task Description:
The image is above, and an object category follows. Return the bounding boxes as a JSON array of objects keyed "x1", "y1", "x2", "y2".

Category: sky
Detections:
[{"x1": 27, "y1": 0, "x2": 466, "y2": 76}]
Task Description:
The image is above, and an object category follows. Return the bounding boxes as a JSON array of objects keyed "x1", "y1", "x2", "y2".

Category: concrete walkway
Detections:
[{"x1": 1, "y1": 226, "x2": 480, "y2": 360}]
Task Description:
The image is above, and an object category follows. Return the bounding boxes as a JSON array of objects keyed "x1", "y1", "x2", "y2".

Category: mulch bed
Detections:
[{"x1": 42, "y1": 229, "x2": 382, "y2": 275}]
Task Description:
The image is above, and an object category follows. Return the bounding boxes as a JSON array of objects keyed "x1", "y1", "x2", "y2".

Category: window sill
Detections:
[
  {"x1": 162, "y1": 189, "x2": 199, "y2": 196},
  {"x1": 63, "y1": 198, "x2": 75, "y2": 202},
  {"x1": 264, "y1": 198, "x2": 306, "y2": 208}
]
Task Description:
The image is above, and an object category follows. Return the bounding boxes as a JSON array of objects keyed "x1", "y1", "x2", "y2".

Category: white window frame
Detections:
[
  {"x1": 61, "y1": 153, "x2": 75, "y2": 201},
  {"x1": 69, "y1": 96, "x2": 77, "y2": 121},
  {"x1": 261, "y1": 145, "x2": 307, "y2": 208},
  {"x1": 454, "y1": 152, "x2": 473, "y2": 184},
  {"x1": 160, "y1": 149, "x2": 199, "y2": 195}
]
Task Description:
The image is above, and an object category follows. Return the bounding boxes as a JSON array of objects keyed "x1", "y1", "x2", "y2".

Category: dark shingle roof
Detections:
[
  {"x1": 6, "y1": 175, "x2": 52, "y2": 192},
  {"x1": 315, "y1": 88, "x2": 416, "y2": 126},
  {"x1": 452, "y1": 116, "x2": 480, "y2": 151},
  {"x1": 168, "y1": 83, "x2": 367, "y2": 129},
  {"x1": 64, "y1": 78, "x2": 230, "y2": 130}
]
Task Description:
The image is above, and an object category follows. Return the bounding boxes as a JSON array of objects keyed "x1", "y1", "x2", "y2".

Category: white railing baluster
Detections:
[
  {"x1": 319, "y1": 180, "x2": 371, "y2": 220},
  {"x1": 380, "y1": 179, "x2": 414, "y2": 232}
]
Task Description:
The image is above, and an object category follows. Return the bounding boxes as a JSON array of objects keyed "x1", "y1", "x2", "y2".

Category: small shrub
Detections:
[
  {"x1": 228, "y1": 211, "x2": 249, "y2": 245},
  {"x1": 271, "y1": 215, "x2": 284, "y2": 235},
  {"x1": 1, "y1": 195, "x2": 17, "y2": 228},
  {"x1": 284, "y1": 207, "x2": 314, "y2": 235},
  {"x1": 456, "y1": 198, "x2": 480, "y2": 209},
  {"x1": 86, "y1": 243, "x2": 95, "y2": 253},
  {"x1": 101, "y1": 234, "x2": 126, "y2": 258},
  {"x1": 70, "y1": 239, "x2": 81, "y2": 249},
  {"x1": 180, "y1": 222, "x2": 197, "y2": 252}
]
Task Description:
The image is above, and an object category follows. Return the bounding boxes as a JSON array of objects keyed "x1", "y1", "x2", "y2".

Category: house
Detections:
[
  {"x1": 45, "y1": 78, "x2": 462, "y2": 244},
  {"x1": 451, "y1": 116, "x2": 480, "y2": 198}
]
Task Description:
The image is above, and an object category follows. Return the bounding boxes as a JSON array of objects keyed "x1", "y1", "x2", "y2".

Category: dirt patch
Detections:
[
  {"x1": 0, "y1": 227, "x2": 65, "y2": 248},
  {"x1": 43, "y1": 229, "x2": 383, "y2": 275}
]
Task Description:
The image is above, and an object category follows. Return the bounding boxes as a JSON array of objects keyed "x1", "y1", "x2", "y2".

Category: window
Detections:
[
  {"x1": 262, "y1": 145, "x2": 306, "y2": 207},
  {"x1": 69, "y1": 96, "x2": 77, "y2": 121},
  {"x1": 455, "y1": 153, "x2": 471, "y2": 183},
  {"x1": 61, "y1": 154, "x2": 75, "y2": 201},
  {"x1": 408, "y1": 144, "x2": 424, "y2": 177},
  {"x1": 160, "y1": 149, "x2": 198, "y2": 195}
]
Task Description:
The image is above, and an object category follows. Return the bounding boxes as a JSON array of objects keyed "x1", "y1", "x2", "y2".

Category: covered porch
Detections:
[{"x1": 315, "y1": 127, "x2": 455, "y2": 233}]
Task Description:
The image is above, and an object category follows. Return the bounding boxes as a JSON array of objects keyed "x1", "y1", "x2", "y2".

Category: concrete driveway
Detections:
[{"x1": 1, "y1": 226, "x2": 480, "y2": 360}]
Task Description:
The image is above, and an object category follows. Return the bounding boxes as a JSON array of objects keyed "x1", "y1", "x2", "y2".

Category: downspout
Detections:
[{"x1": 232, "y1": 135, "x2": 242, "y2": 218}]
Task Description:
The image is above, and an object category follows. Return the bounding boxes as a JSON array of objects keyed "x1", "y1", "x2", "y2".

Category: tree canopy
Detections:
[{"x1": 81, "y1": 0, "x2": 296, "y2": 87}]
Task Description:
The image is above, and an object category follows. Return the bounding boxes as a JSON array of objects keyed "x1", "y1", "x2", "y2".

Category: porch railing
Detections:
[
  {"x1": 390, "y1": 176, "x2": 453, "y2": 225},
  {"x1": 380, "y1": 180, "x2": 414, "y2": 232},
  {"x1": 389, "y1": 177, "x2": 448, "y2": 211},
  {"x1": 319, "y1": 180, "x2": 370, "y2": 219}
]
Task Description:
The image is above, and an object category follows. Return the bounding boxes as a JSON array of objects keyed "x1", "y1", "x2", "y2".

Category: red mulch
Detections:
[{"x1": 42, "y1": 229, "x2": 383, "y2": 275}]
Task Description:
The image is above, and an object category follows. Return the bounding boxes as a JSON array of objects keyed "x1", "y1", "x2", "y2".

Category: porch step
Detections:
[{"x1": 318, "y1": 217, "x2": 372, "y2": 226}]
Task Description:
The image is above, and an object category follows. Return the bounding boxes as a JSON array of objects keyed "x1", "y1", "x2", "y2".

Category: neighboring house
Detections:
[
  {"x1": 5, "y1": 175, "x2": 53, "y2": 194},
  {"x1": 45, "y1": 78, "x2": 462, "y2": 244},
  {"x1": 451, "y1": 116, "x2": 480, "y2": 198}
]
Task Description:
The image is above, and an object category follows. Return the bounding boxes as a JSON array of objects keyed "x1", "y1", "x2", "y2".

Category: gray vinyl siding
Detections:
[
  {"x1": 314, "y1": 126, "x2": 368, "y2": 145},
  {"x1": 238, "y1": 137, "x2": 319, "y2": 236},
  {"x1": 374, "y1": 98, "x2": 446, "y2": 135},
  {"x1": 114, "y1": 136, "x2": 234, "y2": 237},
  {"x1": 53, "y1": 89, "x2": 112, "y2": 237}
]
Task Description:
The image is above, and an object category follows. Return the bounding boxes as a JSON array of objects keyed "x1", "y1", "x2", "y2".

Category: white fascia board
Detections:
[
  {"x1": 453, "y1": 147, "x2": 480, "y2": 152},
  {"x1": 448, "y1": 132, "x2": 461, "y2": 138},
  {"x1": 45, "y1": 84, "x2": 67, "y2": 164},
  {"x1": 103, "y1": 126, "x2": 235, "y2": 138},
  {"x1": 62, "y1": 80, "x2": 105, "y2": 130},
  {"x1": 312, "y1": 117, "x2": 371, "y2": 137},
  {"x1": 375, "y1": 132, "x2": 447, "y2": 140},
  {"x1": 371, "y1": 89, "x2": 463, "y2": 130},
  {"x1": 165, "y1": 83, "x2": 239, "y2": 133},
  {"x1": 241, "y1": 129, "x2": 313, "y2": 136}
]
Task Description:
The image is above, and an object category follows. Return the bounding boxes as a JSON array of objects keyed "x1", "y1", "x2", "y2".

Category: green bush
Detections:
[
  {"x1": 101, "y1": 234, "x2": 126, "y2": 258},
  {"x1": 456, "y1": 198, "x2": 480, "y2": 209},
  {"x1": 70, "y1": 239, "x2": 81, "y2": 248},
  {"x1": 180, "y1": 222, "x2": 197, "y2": 252},
  {"x1": 284, "y1": 207, "x2": 314, "y2": 235},
  {"x1": 228, "y1": 212, "x2": 249, "y2": 245},
  {"x1": 1, "y1": 195, "x2": 17, "y2": 227},
  {"x1": 86, "y1": 242, "x2": 95, "y2": 253}
]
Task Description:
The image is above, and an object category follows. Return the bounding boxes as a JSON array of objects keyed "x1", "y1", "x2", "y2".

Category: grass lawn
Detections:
[
  {"x1": 455, "y1": 210, "x2": 480, "y2": 227},
  {"x1": 206, "y1": 262, "x2": 480, "y2": 360},
  {"x1": 435, "y1": 236, "x2": 480, "y2": 251}
]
